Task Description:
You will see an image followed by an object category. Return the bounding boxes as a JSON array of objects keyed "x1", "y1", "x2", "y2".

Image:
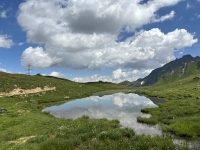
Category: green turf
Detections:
[
  {"x1": 135, "y1": 73, "x2": 200, "y2": 139},
  {"x1": 0, "y1": 72, "x2": 188, "y2": 149}
]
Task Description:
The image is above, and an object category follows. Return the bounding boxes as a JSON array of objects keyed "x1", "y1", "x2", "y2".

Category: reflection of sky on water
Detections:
[{"x1": 43, "y1": 93, "x2": 162, "y2": 135}]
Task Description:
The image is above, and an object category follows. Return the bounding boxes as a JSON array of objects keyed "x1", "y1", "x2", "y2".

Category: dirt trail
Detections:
[{"x1": 0, "y1": 86, "x2": 56, "y2": 97}]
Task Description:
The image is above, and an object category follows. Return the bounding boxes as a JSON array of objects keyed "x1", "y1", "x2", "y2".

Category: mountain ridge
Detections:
[{"x1": 124, "y1": 54, "x2": 200, "y2": 87}]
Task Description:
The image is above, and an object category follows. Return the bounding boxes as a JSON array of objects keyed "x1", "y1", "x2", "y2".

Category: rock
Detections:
[
  {"x1": 0, "y1": 108, "x2": 8, "y2": 113},
  {"x1": 64, "y1": 96, "x2": 70, "y2": 99},
  {"x1": 193, "y1": 76, "x2": 200, "y2": 80},
  {"x1": 197, "y1": 97, "x2": 200, "y2": 99}
]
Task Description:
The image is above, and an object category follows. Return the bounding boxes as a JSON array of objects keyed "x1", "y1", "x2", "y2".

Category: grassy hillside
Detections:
[
  {"x1": 0, "y1": 72, "x2": 128, "y2": 107},
  {"x1": 125, "y1": 55, "x2": 200, "y2": 87},
  {"x1": 135, "y1": 73, "x2": 200, "y2": 138},
  {"x1": 154, "y1": 61, "x2": 200, "y2": 86},
  {"x1": 0, "y1": 72, "x2": 186, "y2": 150}
]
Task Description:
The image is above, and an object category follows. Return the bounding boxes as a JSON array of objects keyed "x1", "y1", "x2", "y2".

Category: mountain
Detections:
[
  {"x1": 154, "y1": 60, "x2": 200, "y2": 86},
  {"x1": 127, "y1": 54, "x2": 200, "y2": 87}
]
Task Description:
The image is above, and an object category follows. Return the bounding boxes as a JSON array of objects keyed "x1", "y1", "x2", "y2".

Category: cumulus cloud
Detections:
[
  {"x1": 21, "y1": 47, "x2": 61, "y2": 68},
  {"x1": 18, "y1": 0, "x2": 197, "y2": 70},
  {"x1": 21, "y1": 28, "x2": 197, "y2": 69},
  {"x1": 73, "y1": 68, "x2": 152, "y2": 83},
  {"x1": 49, "y1": 71, "x2": 66, "y2": 78},
  {"x1": 0, "y1": 33, "x2": 13, "y2": 48},
  {"x1": 0, "y1": 10, "x2": 7, "y2": 18}
]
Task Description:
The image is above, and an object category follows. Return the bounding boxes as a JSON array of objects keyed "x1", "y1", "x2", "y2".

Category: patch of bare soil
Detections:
[
  {"x1": 9, "y1": 136, "x2": 36, "y2": 144},
  {"x1": 0, "y1": 86, "x2": 56, "y2": 97}
]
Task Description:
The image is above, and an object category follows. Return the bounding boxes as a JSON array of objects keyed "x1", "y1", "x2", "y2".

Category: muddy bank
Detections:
[{"x1": 148, "y1": 97, "x2": 165, "y2": 105}]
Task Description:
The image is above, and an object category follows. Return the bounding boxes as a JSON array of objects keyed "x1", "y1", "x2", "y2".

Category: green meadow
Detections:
[
  {"x1": 0, "y1": 72, "x2": 192, "y2": 149},
  {"x1": 135, "y1": 73, "x2": 200, "y2": 139}
]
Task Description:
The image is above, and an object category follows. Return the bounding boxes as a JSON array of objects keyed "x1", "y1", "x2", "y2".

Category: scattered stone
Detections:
[
  {"x1": 64, "y1": 96, "x2": 70, "y2": 99},
  {"x1": 193, "y1": 76, "x2": 200, "y2": 80},
  {"x1": 0, "y1": 108, "x2": 8, "y2": 113},
  {"x1": 30, "y1": 99, "x2": 36, "y2": 103},
  {"x1": 17, "y1": 109, "x2": 30, "y2": 115}
]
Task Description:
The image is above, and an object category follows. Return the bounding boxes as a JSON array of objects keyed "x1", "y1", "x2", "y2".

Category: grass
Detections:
[
  {"x1": 135, "y1": 73, "x2": 200, "y2": 139},
  {"x1": 0, "y1": 72, "x2": 188, "y2": 149}
]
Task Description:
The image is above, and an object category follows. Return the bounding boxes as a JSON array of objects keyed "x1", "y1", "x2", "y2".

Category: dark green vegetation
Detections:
[
  {"x1": 135, "y1": 73, "x2": 200, "y2": 139},
  {"x1": 0, "y1": 72, "x2": 187, "y2": 149},
  {"x1": 123, "y1": 55, "x2": 200, "y2": 87}
]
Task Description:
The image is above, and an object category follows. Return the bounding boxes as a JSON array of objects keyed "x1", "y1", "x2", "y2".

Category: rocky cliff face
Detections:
[{"x1": 130, "y1": 55, "x2": 200, "y2": 86}]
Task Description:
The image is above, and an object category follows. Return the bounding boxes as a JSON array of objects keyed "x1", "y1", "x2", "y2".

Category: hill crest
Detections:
[{"x1": 127, "y1": 54, "x2": 200, "y2": 86}]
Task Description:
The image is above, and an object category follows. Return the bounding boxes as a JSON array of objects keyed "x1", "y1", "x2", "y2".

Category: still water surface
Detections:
[{"x1": 43, "y1": 93, "x2": 162, "y2": 135}]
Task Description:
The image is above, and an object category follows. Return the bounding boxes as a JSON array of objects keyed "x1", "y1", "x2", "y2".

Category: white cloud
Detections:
[
  {"x1": 0, "y1": 33, "x2": 13, "y2": 48},
  {"x1": 21, "y1": 47, "x2": 61, "y2": 68},
  {"x1": 0, "y1": 68, "x2": 7, "y2": 72},
  {"x1": 0, "y1": 10, "x2": 7, "y2": 18},
  {"x1": 17, "y1": 0, "x2": 181, "y2": 35},
  {"x1": 73, "y1": 68, "x2": 152, "y2": 83},
  {"x1": 18, "y1": 42, "x2": 24, "y2": 46},
  {"x1": 49, "y1": 71, "x2": 66, "y2": 78},
  {"x1": 151, "y1": 11, "x2": 175, "y2": 22},
  {"x1": 18, "y1": 0, "x2": 197, "y2": 71},
  {"x1": 0, "y1": 67, "x2": 11, "y2": 73},
  {"x1": 21, "y1": 28, "x2": 197, "y2": 70},
  {"x1": 186, "y1": 3, "x2": 194, "y2": 9}
]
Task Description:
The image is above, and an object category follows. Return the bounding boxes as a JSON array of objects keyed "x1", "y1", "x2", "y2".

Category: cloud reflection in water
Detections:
[{"x1": 44, "y1": 93, "x2": 162, "y2": 135}]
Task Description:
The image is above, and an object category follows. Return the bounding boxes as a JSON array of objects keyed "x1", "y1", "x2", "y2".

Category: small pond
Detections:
[{"x1": 43, "y1": 92, "x2": 162, "y2": 135}]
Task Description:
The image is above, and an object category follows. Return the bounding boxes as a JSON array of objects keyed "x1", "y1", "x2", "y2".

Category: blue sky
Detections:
[{"x1": 0, "y1": 0, "x2": 200, "y2": 83}]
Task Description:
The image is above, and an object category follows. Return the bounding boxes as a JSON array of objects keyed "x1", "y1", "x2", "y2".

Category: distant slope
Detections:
[
  {"x1": 0, "y1": 72, "x2": 127, "y2": 104},
  {"x1": 154, "y1": 61, "x2": 200, "y2": 86},
  {"x1": 119, "y1": 80, "x2": 132, "y2": 86},
  {"x1": 130, "y1": 54, "x2": 200, "y2": 86}
]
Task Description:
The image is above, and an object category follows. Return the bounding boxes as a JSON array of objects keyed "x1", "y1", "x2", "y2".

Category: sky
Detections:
[{"x1": 0, "y1": 0, "x2": 200, "y2": 83}]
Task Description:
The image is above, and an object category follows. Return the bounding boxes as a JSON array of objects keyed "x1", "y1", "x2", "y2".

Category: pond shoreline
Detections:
[
  {"x1": 92, "y1": 89, "x2": 165, "y2": 106},
  {"x1": 148, "y1": 97, "x2": 165, "y2": 105},
  {"x1": 43, "y1": 92, "x2": 163, "y2": 136}
]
